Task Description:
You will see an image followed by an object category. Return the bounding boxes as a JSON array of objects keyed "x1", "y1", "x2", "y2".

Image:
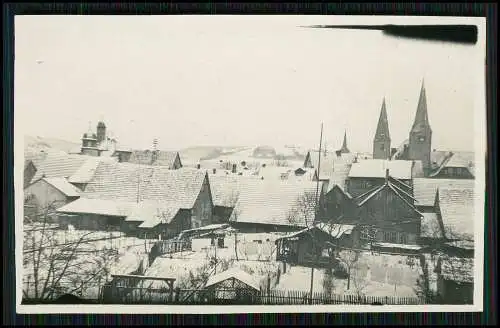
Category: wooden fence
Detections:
[{"x1": 99, "y1": 286, "x2": 425, "y2": 305}]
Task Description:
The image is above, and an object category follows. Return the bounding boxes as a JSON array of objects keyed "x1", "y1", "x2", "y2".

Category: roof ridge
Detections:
[
  {"x1": 357, "y1": 184, "x2": 386, "y2": 206},
  {"x1": 387, "y1": 183, "x2": 421, "y2": 215},
  {"x1": 388, "y1": 179, "x2": 416, "y2": 201}
]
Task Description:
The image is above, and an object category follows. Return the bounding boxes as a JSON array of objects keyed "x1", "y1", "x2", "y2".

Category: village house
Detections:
[
  {"x1": 275, "y1": 222, "x2": 361, "y2": 268},
  {"x1": 342, "y1": 169, "x2": 424, "y2": 254},
  {"x1": 24, "y1": 177, "x2": 81, "y2": 219},
  {"x1": 431, "y1": 188, "x2": 475, "y2": 253},
  {"x1": 208, "y1": 175, "x2": 247, "y2": 223},
  {"x1": 57, "y1": 163, "x2": 213, "y2": 239},
  {"x1": 346, "y1": 159, "x2": 417, "y2": 198},
  {"x1": 412, "y1": 178, "x2": 475, "y2": 213},
  {"x1": 126, "y1": 150, "x2": 183, "y2": 169},
  {"x1": 436, "y1": 256, "x2": 474, "y2": 304},
  {"x1": 427, "y1": 151, "x2": 475, "y2": 179},
  {"x1": 228, "y1": 180, "x2": 324, "y2": 233},
  {"x1": 27, "y1": 151, "x2": 118, "y2": 192}
]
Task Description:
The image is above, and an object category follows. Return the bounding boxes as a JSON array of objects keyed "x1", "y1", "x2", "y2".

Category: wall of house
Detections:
[
  {"x1": 24, "y1": 180, "x2": 70, "y2": 212},
  {"x1": 172, "y1": 155, "x2": 182, "y2": 170},
  {"x1": 432, "y1": 167, "x2": 474, "y2": 179},
  {"x1": 347, "y1": 177, "x2": 412, "y2": 198},
  {"x1": 213, "y1": 206, "x2": 233, "y2": 224},
  {"x1": 322, "y1": 187, "x2": 356, "y2": 220},
  {"x1": 437, "y1": 276, "x2": 474, "y2": 304},
  {"x1": 71, "y1": 183, "x2": 87, "y2": 192},
  {"x1": 191, "y1": 176, "x2": 214, "y2": 228},
  {"x1": 230, "y1": 221, "x2": 301, "y2": 233},
  {"x1": 346, "y1": 177, "x2": 385, "y2": 198},
  {"x1": 59, "y1": 213, "x2": 124, "y2": 231},
  {"x1": 356, "y1": 187, "x2": 420, "y2": 244}
]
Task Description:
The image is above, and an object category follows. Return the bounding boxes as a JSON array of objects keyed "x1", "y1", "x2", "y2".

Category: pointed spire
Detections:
[
  {"x1": 375, "y1": 98, "x2": 391, "y2": 141},
  {"x1": 340, "y1": 130, "x2": 350, "y2": 153},
  {"x1": 411, "y1": 79, "x2": 431, "y2": 131}
]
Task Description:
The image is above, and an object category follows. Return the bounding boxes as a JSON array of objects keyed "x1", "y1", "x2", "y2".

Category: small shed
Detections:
[
  {"x1": 203, "y1": 268, "x2": 261, "y2": 303},
  {"x1": 275, "y1": 222, "x2": 359, "y2": 267}
]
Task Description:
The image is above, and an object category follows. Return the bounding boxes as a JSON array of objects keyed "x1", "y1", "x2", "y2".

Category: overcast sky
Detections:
[{"x1": 14, "y1": 15, "x2": 485, "y2": 152}]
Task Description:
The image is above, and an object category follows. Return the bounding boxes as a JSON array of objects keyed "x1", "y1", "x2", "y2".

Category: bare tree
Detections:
[
  {"x1": 351, "y1": 265, "x2": 369, "y2": 298},
  {"x1": 23, "y1": 201, "x2": 120, "y2": 301},
  {"x1": 335, "y1": 249, "x2": 361, "y2": 291},
  {"x1": 286, "y1": 191, "x2": 318, "y2": 228},
  {"x1": 225, "y1": 190, "x2": 241, "y2": 261},
  {"x1": 322, "y1": 267, "x2": 335, "y2": 296}
]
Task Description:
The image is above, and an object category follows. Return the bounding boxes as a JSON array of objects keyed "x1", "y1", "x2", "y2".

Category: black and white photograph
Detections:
[{"x1": 15, "y1": 15, "x2": 486, "y2": 313}]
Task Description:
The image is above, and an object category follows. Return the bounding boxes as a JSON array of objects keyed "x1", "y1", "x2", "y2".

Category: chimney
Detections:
[
  {"x1": 213, "y1": 168, "x2": 217, "y2": 174},
  {"x1": 196, "y1": 163, "x2": 201, "y2": 169},
  {"x1": 232, "y1": 164, "x2": 237, "y2": 174}
]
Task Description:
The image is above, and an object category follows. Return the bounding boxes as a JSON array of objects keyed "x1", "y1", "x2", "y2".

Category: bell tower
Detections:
[
  {"x1": 408, "y1": 80, "x2": 432, "y2": 173},
  {"x1": 373, "y1": 98, "x2": 391, "y2": 160}
]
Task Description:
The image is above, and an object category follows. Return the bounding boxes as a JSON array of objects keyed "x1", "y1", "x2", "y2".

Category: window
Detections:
[
  {"x1": 418, "y1": 136, "x2": 425, "y2": 142},
  {"x1": 398, "y1": 233, "x2": 408, "y2": 244},
  {"x1": 384, "y1": 231, "x2": 398, "y2": 243},
  {"x1": 380, "y1": 144, "x2": 385, "y2": 151}
]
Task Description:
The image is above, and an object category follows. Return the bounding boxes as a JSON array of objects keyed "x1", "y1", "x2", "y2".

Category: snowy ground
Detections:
[
  {"x1": 274, "y1": 252, "x2": 422, "y2": 298},
  {"x1": 144, "y1": 250, "x2": 279, "y2": 288}
]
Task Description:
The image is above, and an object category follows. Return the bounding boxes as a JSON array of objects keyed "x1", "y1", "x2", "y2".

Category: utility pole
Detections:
[{"x1": 309, "y1": 123, "x2": 323, "y2": 304}]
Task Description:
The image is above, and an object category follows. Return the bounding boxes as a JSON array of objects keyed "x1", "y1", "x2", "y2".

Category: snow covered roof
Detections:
[
  {"x1": 254, "y1": 166, "x2": 294, "y2": 180},
  {"x1": 412, "y1": 178, "x2": 475, "y2": 207},
  {"x1": 127, "y1": 201, "x2": 180, "y2": 228},
  {"x1": 208, "y1": 175, "x2": 254, "y2": 207},
  {"x1": 229, "y1": 180, "x2": 320, "y2": 227},
  {"x1": 429, "y1": 151, "x2": 476, "y2": 178},
  {"x1": 326, "y1": 162, "x2": 352, "y2": 192},
  {"x1": 68, "y1": 157, "x2": 117, "y2": 184},
  {"x1": 205, "y1": 268, "x2": 260, "y2": 291},
  {"x1": 306, "y1": 151, "x2": 337, "y2": 180},
  {"x1": 438, "y1": 188, "x2": 476, "y2": 241},
  {"x1": 348, "y1": 159, "x2": 413, "y2": 180},
  {"x1": 315, "y1": 222, "x2": 355, "y2": 237},
  {"x1": 57, "y1": 198, "x2": 136, "y2": 217},
  {"x1": 57, "y1": 198, "x2": 182, "y2": 229},
  {"x1": 420, "y1": 212, "x2": 443, "y2": 239},
  {"x1": 30, "y1": 152, "x2": 92, "y2": 183},
  {"x1": 440, "y1": 257, "x2": 474, "y2": 283},
  {"x1": 127, "y1": 150, "x2": 181, "y2": 168},
  {"x1": 372, "y1": 242, "x2": 422, "y2": 251},
  {"x1": 40, "y1": 177, "x2": 81, "y2": 197},
  {"x1": 82, "y1": 162, "x2": 207, "y2": 209},
  {"x1": 277, "y1": 222, "x2": 355, "y2": 241}
]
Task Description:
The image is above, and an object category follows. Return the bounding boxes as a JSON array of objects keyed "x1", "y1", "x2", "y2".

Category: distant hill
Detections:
[
  {"x1": 177, "y1": 145, "x2": 251, "y2": 165},
  {"x1": 24, "y1": 135, "x2": 80, "y2": 154}
]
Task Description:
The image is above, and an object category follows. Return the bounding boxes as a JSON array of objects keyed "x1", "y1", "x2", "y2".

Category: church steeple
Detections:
[
  {"x1": 373, "y1": 98, "x2": 391, "y2": 159},
  {"x1": 340, "y1": 130, "x2": 350, "y2": 154},
  {"x1": 411, "y1": 79, "x2": 431, "y2": 133},
  {"x1": 408, "y1": 80, "x2": 433, "y2": 173}
]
